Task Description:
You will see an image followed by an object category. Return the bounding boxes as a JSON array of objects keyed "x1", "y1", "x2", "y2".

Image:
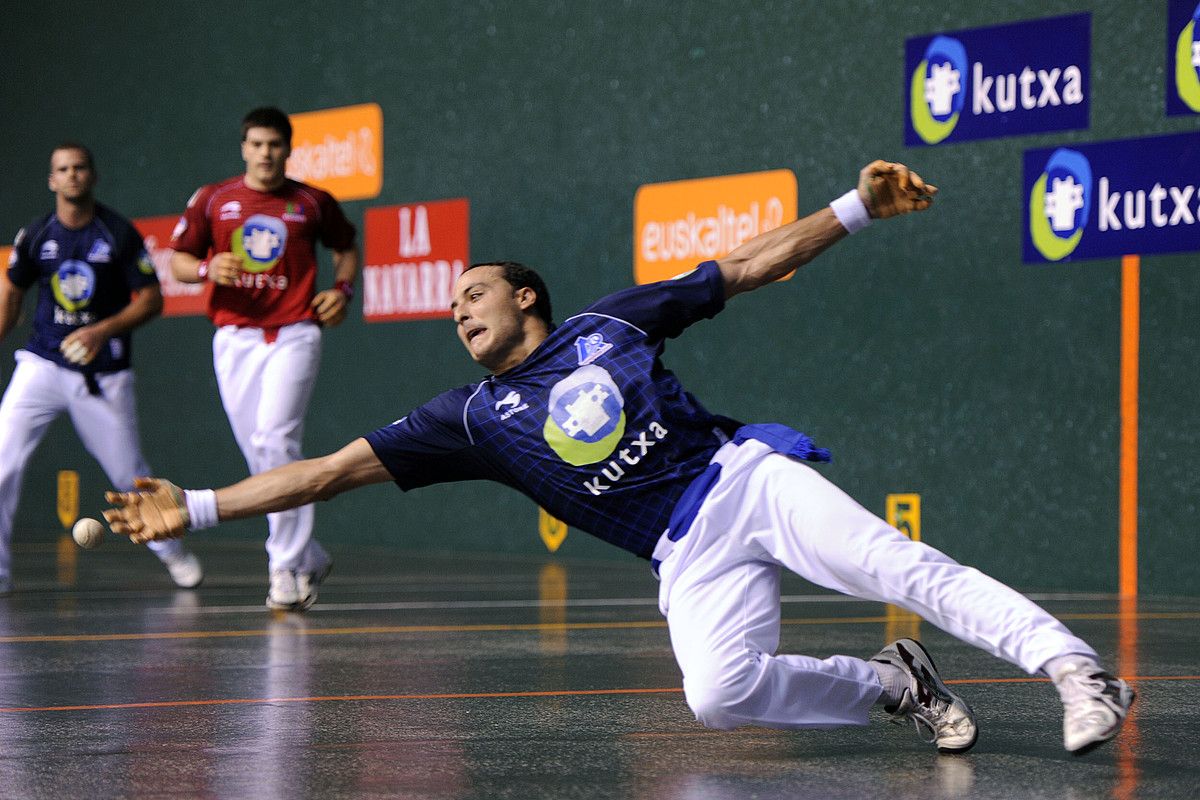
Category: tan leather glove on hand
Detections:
[
  {"x1": 103, "y1": 478, "x2": 190, "y2": 544},
  {"x1": 858, "y1": 160, "x2": 938, "y2": 219}
]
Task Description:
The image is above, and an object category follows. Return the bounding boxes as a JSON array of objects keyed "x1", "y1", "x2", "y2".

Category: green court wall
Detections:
[{"x1": 0, "y1": 1, "x2": 1194, "y2": 594}]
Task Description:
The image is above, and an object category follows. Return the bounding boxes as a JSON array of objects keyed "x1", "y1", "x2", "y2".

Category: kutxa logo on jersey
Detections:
[
  {"x1": 541, "y1": 364, "x2": 672, "y2": 496},
  {"x1": 1024, "y1": 132, "x2": 1200, "y2": 262},
  {"x1": 51, "y1": 260, "x2": 96, "y2": 312},
  {"x1": 905, "y1": 14, "x2": 1089, "y2": 146},
  {"x1": 233, "y1": 215, "x2": 288, "y2": 273},
  {"x1": 1168, "y1": 0, "x2": 1200, "y2": 115}
]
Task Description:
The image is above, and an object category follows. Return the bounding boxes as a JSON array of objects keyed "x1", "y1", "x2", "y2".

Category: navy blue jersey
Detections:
[
  {"x1": 366, "y1": 261, "x2": 746, "y2": 558},
  {"x1": 7, "y1": 204, "x2": 158, "y2": 373}
]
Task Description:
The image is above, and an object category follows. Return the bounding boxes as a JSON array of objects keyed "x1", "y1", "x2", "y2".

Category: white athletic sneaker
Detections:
[
  {"x1": 1056, "y1": 663, "x2": 1136, "y2": 755},
  {"x1": 163, "y1": 551, "x2": 203, "y2": 589},
  {"x1": 872, "y1": 638, "x2": 979, "y2": 753},
  {"x1": 295, "y1": 561, "x2": 333, "y2": 611},
  {"x1": 266, "y1": 569, "x2": 301, "y2": 611}
]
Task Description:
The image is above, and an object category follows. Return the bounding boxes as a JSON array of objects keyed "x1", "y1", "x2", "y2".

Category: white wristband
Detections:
[
  {"x1": 830, "y1": 189, "x2": 872, "y2": 234},
  {"x1": 184, "y1": 489, "x2": 219, "y2": 530}
]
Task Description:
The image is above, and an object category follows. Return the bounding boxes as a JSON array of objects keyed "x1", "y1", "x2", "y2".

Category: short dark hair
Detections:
[
  {"x1": 50, "y1": 141, "x2": 94, "y2": 171},
  {"x1": 241, "y1": 107, "x2": 293, "y2": 144},
  {"x1": 467, "y1": 260, "x2": 553, "y2": 327}
]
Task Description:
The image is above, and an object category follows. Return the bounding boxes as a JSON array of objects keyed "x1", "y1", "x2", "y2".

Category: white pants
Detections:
[
  {"x1": 656, "y1": 439, "x2": 1097, "y2": 731},
  {"x1": 0, "y1": 350, "x2": 184, "y2": 578},
  {"x1": 212, "y1": 322, "x2": 329, "y2": 573}
]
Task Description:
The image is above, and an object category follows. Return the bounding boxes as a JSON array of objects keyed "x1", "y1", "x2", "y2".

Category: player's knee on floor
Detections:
[{"x1": 682, "y1": 655, "x2": 765, "y2": 730}]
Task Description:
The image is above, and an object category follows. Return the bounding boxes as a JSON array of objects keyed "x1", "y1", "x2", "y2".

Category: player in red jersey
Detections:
[{"x1": 169, "y1": 107, "x2": 360, "y2": 611}]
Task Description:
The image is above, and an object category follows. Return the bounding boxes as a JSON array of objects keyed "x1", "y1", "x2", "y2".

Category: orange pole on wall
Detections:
[{"x1": 1119, "y1": 255, "x2": 1140, "y2": 598}]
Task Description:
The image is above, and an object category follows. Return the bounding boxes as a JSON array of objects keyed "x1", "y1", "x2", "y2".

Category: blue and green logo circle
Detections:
[
  {"x1": 1175, "y1": 3, "x2": 1200, "y2": 112},
  {"x1": 233, "y1": 214, "x2": 287, "y2": 273},
  {"x1": 1030, "y1": 148, "x2": 1092, "y2": 262},
  {"x1": 51, "y1": 259, "x2": 96, "y2": 312},
  {"x1": 911, "y1": 36, "x2": 967, "y2": 144},
  {"x1": 542, "y1": 365, "x2": 627, "y2": 466}
]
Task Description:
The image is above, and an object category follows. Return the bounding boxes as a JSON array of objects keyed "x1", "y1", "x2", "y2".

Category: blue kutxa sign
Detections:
[
  {"x1": 1023, "y1": 133, "x2": 1200, "y2": 263},
  {"x1": 905, "y1": 14, "x2": 1090, "y2": 146}
]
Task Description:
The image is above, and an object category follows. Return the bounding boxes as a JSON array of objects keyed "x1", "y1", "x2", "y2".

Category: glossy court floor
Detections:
[{"x1": 0, "y1": 535, "x2": 1196, "y2": 800}]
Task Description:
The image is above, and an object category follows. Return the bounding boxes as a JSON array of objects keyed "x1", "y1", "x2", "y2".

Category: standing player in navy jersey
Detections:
[
  {"x1": 168, "y1": 107, "x2": 360, "y2": 612},
  {"x1": 0, "y1": 143, "x2": 203, "y2": 594},
  {"x1": 107, "y1": 160, "x2": 1133, "y2": 755}
]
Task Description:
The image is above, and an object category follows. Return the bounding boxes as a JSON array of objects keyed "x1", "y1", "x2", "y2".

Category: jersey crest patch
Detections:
[
  {"x1": 542, "y1": 365, "x2": 627, "y2": 466},
  {"x1": 86, "y1": 239, "x2": 112, "y2": 263},
  {"x1": 51, "y1": 260, "x2": 96, "y2": 312},
  {"x1": 40, "y1": 240, "x2": 59, "y2": 261},
  {"x1": 233, "y1": 214, "x2": 288, "y2": 273},
  {"x1": 574, "y1": 333, "x2": 613, "y2": 365}
]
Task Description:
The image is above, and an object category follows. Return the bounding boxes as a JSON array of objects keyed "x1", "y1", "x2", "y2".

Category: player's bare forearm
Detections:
[
  {"x1": 214, "y1": 438, "x2": 392, "y2": 522},
  {"x1": 717, "y1": 208, "x2": 847, "y2": 299},
  {"x1": 0, "y1": 275, "x2": 24, "y2": 344},
  {"x1": 96, "y1": 285, "x2": 163, "y2": 338},
  {"x1": 106, "y1": 439, "x2": 393, "y2": 543},
  {"x1": 332, "y1": 246, "x2": 360, "y2": 285},
  {"x1": 60, "y1": 286, "x2": 162, "y2": 364},
  {"x1": 312, "y1": 246, "x2": 361, "y2": 326},
  {"x1": 717, "y1": 160, "x2": 936, "y2": 300},
  {"x1": 170, "y1": 250, "x2": 205, "y2": 283}
]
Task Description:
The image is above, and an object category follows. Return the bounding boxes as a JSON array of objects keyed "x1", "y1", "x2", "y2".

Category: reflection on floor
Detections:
[{"x1": 0, "y1": 536, "x2": 1195, "y2": 799}]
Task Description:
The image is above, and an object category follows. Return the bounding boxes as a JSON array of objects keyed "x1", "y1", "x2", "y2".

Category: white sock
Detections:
[
  {"x1": 1043, "y1": 654, "x2": 1102, "y2": 700},
  {"x1": 870, "y1": 660, "x2": 909, "y2": 707}
]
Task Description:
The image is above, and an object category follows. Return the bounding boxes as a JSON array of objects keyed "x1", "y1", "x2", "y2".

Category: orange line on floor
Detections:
[
  {"x1": 0, "y1": 676, "x2": 1195, "y2": 715},
  {"x1": 1, "y1": 610, "x2": 1196, "y2": 645}
]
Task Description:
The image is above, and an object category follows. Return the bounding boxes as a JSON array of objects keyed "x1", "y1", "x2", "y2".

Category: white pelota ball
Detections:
[{"x1": 72, "y1": 517, "x2": 104, "y2": 549}]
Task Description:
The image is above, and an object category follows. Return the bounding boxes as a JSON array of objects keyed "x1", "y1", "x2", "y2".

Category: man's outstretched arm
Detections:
[
  {"x1": 104, "y1": 438, "x2": 394, "y2": 543},
  {"x1": 717, "y1": 160, "x2": 936, "y2": 299}
]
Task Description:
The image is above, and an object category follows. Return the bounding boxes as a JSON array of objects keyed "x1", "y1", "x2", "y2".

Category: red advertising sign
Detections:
[
  {"x1": 363, "y1": 198, "x2": 469, "y2": 322},
  {"x1": 134, "y1": 215, "x2": 210, "y2": 317}
]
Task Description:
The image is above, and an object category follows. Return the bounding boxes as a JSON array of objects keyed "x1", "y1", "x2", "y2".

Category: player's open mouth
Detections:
[{"x1": 466, "y1": 327, "x2": 485, "y2": 342}]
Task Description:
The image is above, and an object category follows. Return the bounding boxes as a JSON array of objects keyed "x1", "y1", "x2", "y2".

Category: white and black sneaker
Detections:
[
  {"x1": 1055, "y1": 663, "x2": 1136, "y2": 755},
  {"x1": 266, "y1": 568, "x2": 301, "y2": 611},
  {"x1": 163, "y1": 551, "x2": 203, "y2": 589},
  {"x1": 872, "y1": 638, "x2": 979, "y2": 753},
  {"x1": 295, "y1": 560, "x2": 333, "y2": 611}
]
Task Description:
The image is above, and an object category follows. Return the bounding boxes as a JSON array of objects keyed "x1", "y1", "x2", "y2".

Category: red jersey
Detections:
[{"x1": 170, "y1": 176, "x2": 356, "y2": 329}]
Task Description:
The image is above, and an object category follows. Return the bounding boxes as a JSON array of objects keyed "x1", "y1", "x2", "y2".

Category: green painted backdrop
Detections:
[{"x1": 0, "y1": 1, "x2": 1194, "y2": 594}]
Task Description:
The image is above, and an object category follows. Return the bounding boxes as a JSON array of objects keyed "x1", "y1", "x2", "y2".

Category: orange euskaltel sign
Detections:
[
  {"x1": 633, "y1": 169, "x2": 797, "y2": 284},
  {"x1": 286, "y1": 103, "x2": 383, "y2": 201}
]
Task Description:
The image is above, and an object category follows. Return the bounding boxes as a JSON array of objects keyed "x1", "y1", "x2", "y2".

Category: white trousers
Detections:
[
  {"x1": 0, "y1": 350, "x2": 184, "y2": 578},
  {"x1": 656, "y1": 439, "x2": 1097, "y2": 731},
  {"x1": 212, "y1": 322, "x2": 329, "y2": 573}
]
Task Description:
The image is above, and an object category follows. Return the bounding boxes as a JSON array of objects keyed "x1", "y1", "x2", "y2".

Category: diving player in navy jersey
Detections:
[
  {"x1": 104, "y1": 160, "x2": 1133, "y2": 756},
  {"x1": 0, "y1": 143, "x2": 203, "y2": 593}
]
